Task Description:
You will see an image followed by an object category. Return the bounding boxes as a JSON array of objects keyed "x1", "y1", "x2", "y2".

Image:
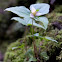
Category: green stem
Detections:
[
  {"x1": 24, "y1": 26, "x2": 29, "y2": 61},
  {"x1": 23, "y1": 26, "x2": 28, "y2": 52},
  {"x1": 25, "y1": 26, "x2": 28, "y2": 51},
  {"x1": 32, "y1": 19, "x2": 40, "y2": 62},
  {"x1": 32, "y1": 19, "x2": 33, "y2": 35}
]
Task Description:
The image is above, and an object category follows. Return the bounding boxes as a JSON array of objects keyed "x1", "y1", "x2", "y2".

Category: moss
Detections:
[
  {"x1": 36, "y1": 0, "x2": 49, "y2": 3},
  {"x1": 0, "y1": 41, "x2": 8, "y2": 54},
  {"x1": 54, "y1": 5, "x2": 62, "y2": 13},
  {"x1": 4, "y1": 39, "x2": 26, "y2": 62},
  {"x1": 4, "y1": 35, "x2": 62, "y2": 62},
  {"x1": 56, "y1": 50, "x2": 62, "y2": 62}
]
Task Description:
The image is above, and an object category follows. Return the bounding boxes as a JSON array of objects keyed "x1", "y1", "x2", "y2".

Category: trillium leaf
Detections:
[
  {"x1": 5, "y1": 6, "x2": 30, "y2": 18},
  {"x1": 33, "y1": 22, "x2": 45, "y2": 29},
  {"x1": 26, "y1": 33, "x2": 42, "y2": 38},
  {"x1": 45, "y1": 36, "x2": 58, "y2": 43},
  {"x1": 34, "y1": 17, "x2": 49, "y2": 30},
  {"x1": 26, "y1": 17, "x2": 45, "y2": 29},
  {"x1": 33, "y1": 33, "x2": 39, "y2": 36},
  {"x1": 11, "y1": 17, "x2": 27, "y2": 25},
  {"x1": 12, "y1": 17, "x2": 45, "y2": 29},
  {"x1": 33, "y1": 33, "x2": 43, "y2": 37},
  {"x1": 30, "y1": 3, "x2": 50, "y2": 15}
]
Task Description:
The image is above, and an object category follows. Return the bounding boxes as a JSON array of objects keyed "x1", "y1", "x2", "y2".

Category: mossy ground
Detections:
[{"x1": 4, "y1": 40, "x2": 26, "y2": 62}]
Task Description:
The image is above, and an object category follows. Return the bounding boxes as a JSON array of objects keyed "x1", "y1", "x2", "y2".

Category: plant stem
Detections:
[
  {"x1": 32, "y1": 19, "x2": 40, "y2": 62},
  {"x1": 23, "y1": 26, "x2": 28, "y2": 52},
  {"x1": 25, "y1": 26, "x2": 28, "y2": 51},
  {"x1": 24, "y1": 26, "x2": 29, "y2": 61},
  {"x1": 32, "y1": 19, "x2": 33, "y2": 35}
]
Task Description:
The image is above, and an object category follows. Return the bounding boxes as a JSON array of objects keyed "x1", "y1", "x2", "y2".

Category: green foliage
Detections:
[
  {"x1": 5, "y1": 6, "x2": 30, "y2": 18},
  {"x1": 5, "y1": 3, "x2": 50, "y2": 30},
  {"x1": 11, "y1": 17, "x2": 45, "y2": 29},
  {"x1": 28, "y1": 56, "x2": 37, "y2": 62},
  {"x1": 28, "y1": 33, "x2": 57, "y2": 43},
  {"x1": 4, "y1": 40, "x2": 26, "y2": 62},
  {"x1": 41, "y1": 52, "x2": 49, "y2": 61},
  {"x1": 44, "y1": 36, "x2": 57, "y2": 42},
  {"x1": 54, "y1": 5, "x2": 62, "y2": 13},
  {"x1": 25, "y1": 49, "x2": 37, "y2": 62},
  {"x1": 56, "y1": 50, "x2": 62, "y2": 61},
  {"x1": 34, "y1": 17, "x2": 49, "y2": 30}
]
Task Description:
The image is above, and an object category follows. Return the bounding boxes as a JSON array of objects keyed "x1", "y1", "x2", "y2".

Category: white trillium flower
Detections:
[
  {"x1": 30, "y1": 3, "x2": 50, "y2": 18},
  {"x1": 5, "y1": 3, "x2": 50, "y2": 30}
]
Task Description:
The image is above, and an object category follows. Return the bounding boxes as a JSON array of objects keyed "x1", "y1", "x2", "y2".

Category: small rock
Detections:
[{"x1": 52, "y1": 21, "x2": 62, "y2": 30}]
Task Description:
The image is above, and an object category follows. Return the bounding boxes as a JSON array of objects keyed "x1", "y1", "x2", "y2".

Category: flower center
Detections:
[{"x1": 32, "y1": 11, "x2": 37, "y2": 16}]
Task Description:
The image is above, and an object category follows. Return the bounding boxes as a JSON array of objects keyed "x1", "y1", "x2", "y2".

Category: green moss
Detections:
[
  {"x1": 4, "y1": 35, "x2": 62, "y2": 62},
  {"x1": 56, "y1": 50, "x2": 62, "y2": 62},
  {"x1": 54, "y1": 5, "x2": 62, "y2": 13},
  {"x1": 0, "y1": 41, "x2": 8, "y2": 54},
  {"x1": 4, "y1": 39, "x2": 26, "y2": 62}
]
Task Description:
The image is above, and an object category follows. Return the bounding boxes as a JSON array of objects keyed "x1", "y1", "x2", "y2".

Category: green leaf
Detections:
[
  {"x1": 25, "y1": 49, "x2": 37, "y2": 62},
  {"x1": 18, "y1": 43, "x2": 25, "y2": 48},
  {"x1": 26, "y1": 33, "x2": 43, "y2": 38},
  {"x1": 45, "y1": 37, "x2": 58, "y2": 43},
  {"x1": 41, "y1": 52, "x2": 49, "y2": 60},
  {"x1": 12, "y1": 47, "x2": 18, "y2": 50},
  {"x1": 5, "y1": 6, "x2": 30, "y2": 18},
  {"x1": 12, "y1": 43, "x2": 24, "y2": 50},
  {"x1": 25, "y1": 49, "x2": 33, "y2": 57},
  {"x1": 12, "y1": 17, "x2": 45, "y2": 29},
  {"x1": 34, "y1": 17, "x2": 49, "y2": 30},
  {"x1": 28, "y1": 55, "x2": 37, "y2": 62},
  {"x1": 33, "y1": 33, "x2": 39, "y2": 36},
  {"x1": 33, "y1": 33, "x2": 42, "y2": 37},
  {"x1": 33, "y1": 22, "x2": 45, "y2": 29},
  {"x1": 24, "y1": 17, "x2": 45, "y2": 29},
  {"x1": 11, "y1": 17, "x2": 27, "y2": 25}
]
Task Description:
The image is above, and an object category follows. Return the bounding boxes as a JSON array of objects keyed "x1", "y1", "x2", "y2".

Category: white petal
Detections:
[
  {"x1": 30, "y1": 6, "x2": 36, "y2": 13},
  {"x1": 35, "y1": 12, "x2": 42, "y2": 16},
  {"x1": 30, "y1": 3, "x2": 50, "y2": 15},
  {"x1": 30, "y1": 13, "x2": 34, "y2": 18},
  {"x1": 38, "y1": 4, "x2": 50, "y2": 15}
]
